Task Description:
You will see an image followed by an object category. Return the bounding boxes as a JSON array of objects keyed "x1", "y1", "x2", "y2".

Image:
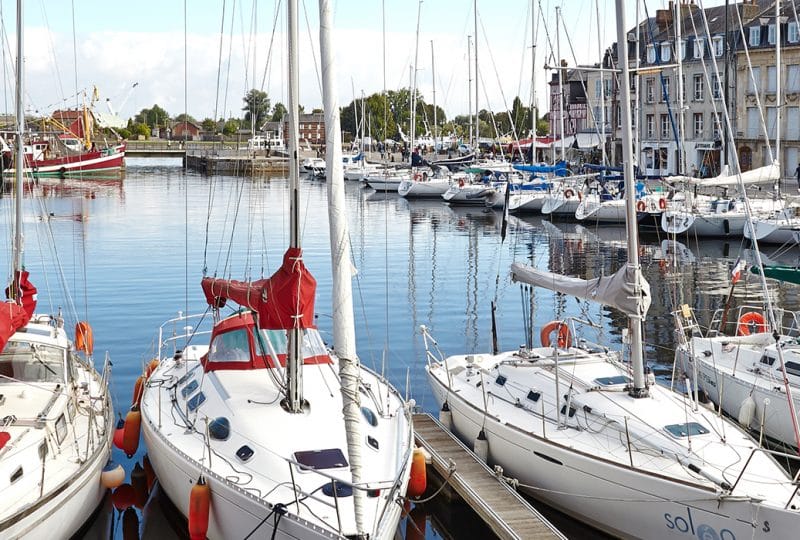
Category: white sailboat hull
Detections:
[
  {"x1": 398, "y1": 178, "x2": 451, "y2": 198},
  {"x1": 575, "y1": 197, "x2": 627, "y2": 223},
  {"x1": 428, "y1": 366, "x2": 800, "y2": 540}
]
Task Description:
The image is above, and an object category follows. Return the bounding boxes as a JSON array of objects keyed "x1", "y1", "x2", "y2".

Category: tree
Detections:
[
  {"x1": 223, "y1": 118, "x2": 240, "y2": 136},
  {"x1": 242, "y1": 89, "x2": 270, "y2": 129},
  {"x1": 135, "y1": 104, "x2": 169, "y2": 128},
  {"x1": 132, "y1": 123, "x2": 150, "y2": 139},
  {"x1": 270, "y1": 102, "x2": 287, "y2": 122},
  {"x1": 201, "y1": 118, "x2": 216, "y2": 132},
  {"x1": 174, "y1": 113, "x2": 197, "y2": 124}
]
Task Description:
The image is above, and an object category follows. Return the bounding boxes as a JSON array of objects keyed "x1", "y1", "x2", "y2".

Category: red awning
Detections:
[{"x1": 201, "y1": 247, "x2": 316, "y2": 329}]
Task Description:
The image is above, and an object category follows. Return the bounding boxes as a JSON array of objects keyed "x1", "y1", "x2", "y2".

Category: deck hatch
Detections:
[
  {"x1": 294, "y1": 448, "x2": 348, "y2": 471},
  {"x1": 664, "y1": 422, "x2": 709, "y2": 438}
]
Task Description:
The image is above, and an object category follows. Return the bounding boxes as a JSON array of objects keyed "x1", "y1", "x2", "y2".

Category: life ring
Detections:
[
  {"x1": 458, "y1": 178, "x2": 465, "y2": 188},
  {"x1": 636, "y1": 200, "x2": 646, "y2": 212},
  {"x1": 540, "y1": 320, "x2": 571, "y2": 348},
  {"x1": 737, "y1": 311, "x2": 767, "y2": 336},
  {"x1": 564, "y1": 189, "x2": 575, "y2": 199},
  {"x1": 658, "y1": 198, "x2": 667, "y2": 210}
]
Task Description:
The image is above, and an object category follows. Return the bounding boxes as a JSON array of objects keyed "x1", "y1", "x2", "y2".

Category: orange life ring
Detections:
[
  {"x1": 636, "y1": 200, "x2": 646, "y2": 212},
  {"x1": 564, "y1": 189, "x2": 575, "y2": 199},
  {"x1": 737, "y1": 311, "x2": 767, "y2": 336},
  {"x1": 458, "y1": 178, "x2": 465, "y2": 188},
  {"x1": 658, "y1": 198, "x2": 667, "y2": 210},
  {"x1": 540, "y1": 320, "x2": 571, "y2": 348}
]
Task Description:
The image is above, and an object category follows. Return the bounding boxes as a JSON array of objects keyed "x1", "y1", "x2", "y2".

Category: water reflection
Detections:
[{"x1": 11, "y1": 166, "x2": 799, "y2": 539}]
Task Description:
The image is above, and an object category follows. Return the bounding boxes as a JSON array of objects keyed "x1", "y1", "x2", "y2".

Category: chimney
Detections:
[
  {"x1": 656, "y1": 1, "x2": 675, "y2": 31},
  {"x1": 740, "y1": 0, "x2": 759, "y2": 22}
]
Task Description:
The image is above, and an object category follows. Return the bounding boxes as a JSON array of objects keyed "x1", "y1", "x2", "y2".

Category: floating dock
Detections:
[{"x1": 412, "y1": 413, "x2": 565, "y2": 540}]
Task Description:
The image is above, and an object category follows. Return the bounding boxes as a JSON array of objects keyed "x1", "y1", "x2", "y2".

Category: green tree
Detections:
[
  {"x1": 174, "y1": 113, "x2": 197, "y2": 124},
  {"x1": 117, "y1": 128, "x2": 132, "y2": 140},
  {"x1": 135, "y1": 104, "x2": 169, "y2": 128},
  {"x1": 270, "y1": 102, "x2": 287, "y2": 122},
  {"x1": 242, "y1": 89, "x2": 270, "y2": 129},
  {"x1": 201, "y1": 118, "x2": 216, "y2": 132},
  {"x1": 223, "y1": 118, "x2": 240, "y2": 136},
  {"x1": 132, "y1": 123, "x2": 150, "y2": 139}
]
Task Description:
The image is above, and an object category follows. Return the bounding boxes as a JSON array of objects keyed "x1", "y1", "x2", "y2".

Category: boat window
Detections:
[
  {"x1": 181, "y1": 379, "x2": 199, "y2": 398},
  {"x1": 208, "y1": 329, "x2": 250, "y2": 362},
  {"x1": 0, "y1": 341, "x2": 65, "y2": 383},
  {"x1": 361, "y1": 406, "x2": 378, "y2": 427},
  {"x1": 55, "y1": 414, "x2": 68, "y2": 444},
  {"x1": 784, "y1": 361, "x2": 800, "y2": 377},
  {"x1": 594, "y1": 375, "x2": 630, "y2": 386},
  {"x1": 367, "y1": 435, "x2": 379, "y2": 450},
  {"x1": 10, "y1": 466, "x2": 22, "y2": 484},
  {"x1": 760, "y1": 355, "x2": 775, "y2": 366},
  {"x1": 187, "y1": 392, "x2": 206, "y2": 412},
  {"x1": 664, "y1": 422, "x2": 710, "y2": 438},
  {"x1": 527, "y1": 390, "x2": 541, "y2": 402},
  {"x1": 256, "y1": 328, "x2": 328, "y2": 363},
  {"x1": 495, "y1": 375, "x2": 507, "y2": 386},
  {"x1": 294, "y1": 448, "x2": 349, "y2": 471}
]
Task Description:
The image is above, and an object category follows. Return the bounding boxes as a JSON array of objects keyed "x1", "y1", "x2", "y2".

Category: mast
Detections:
[
  {"x1": 410, "y1": 0, "x2": 422, "y2": 161},
  {"x1": 615, "y1": 0, "x2": 647, "y2": 397},
  {"x1": 723, "y1": 0, "x2": 729, "y2": 168},
  {"x1": 474, "y1": 0, "x2": 479, "y2": 149},
  {"x1": 530, "y1": 0, "x2": 537, "y2": 163},
  {"x1": 556, "y1": 7, "x2": 566, "y2": 162},
  {"x1": 431, "y1": 40, "x2": 437, "y2": 152},
  {"x1": 318, "y1": 0, "x2": 366, "y2": 534},
  {"x1": 468, "y1": 35, "x2": 473, "y2": 146},
  {"x1": 12, "y1": 0, "x2": 23, "y2": 279},
  {"x1": 285, "y1": 0, "x2": 303, "y2": 413},
  {"x1": 676, "y1": 0, "x2": 686, "y2": 174},
  {"x1": 775, "y1": 0, "x2": 781, "y2": 164},
  {"x1": 595, "y1": 0, "x2": 606, "y2": 166}
]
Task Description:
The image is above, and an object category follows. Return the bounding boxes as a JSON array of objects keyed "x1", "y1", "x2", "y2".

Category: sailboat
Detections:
[
  {"x1": 0, "y1": 2, "x2": 114, "y2": 537},
  {"x1": 423, "y1": 3, "x2": 800, "y2": 537},
  {"x1": 139, "y1": 2, "x2": 413, "y2": 538}
]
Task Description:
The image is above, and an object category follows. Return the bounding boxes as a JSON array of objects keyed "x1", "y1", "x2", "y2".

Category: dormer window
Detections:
[
  {"x1": 661, "y1": 42, "x2": 671, "y2": 62},
  {"x1": 679, "y1": 39, "x2": 687, "y2": 60},
  {"x1": 713, "y1": 36, "x2": 723, "y2": 57},
  {"x1": 789, "y1": 21, "x2": 799, "y2": 44},
  {"x1": 749, "y1": 26, "x2": 761, "y2": 47},
  {"x1": 646, "y1": 43, "x2": 656, "y2": 63},
  {"x1": 694, "y1": 38, "x2": 704, "y2": 59},
  {"x1": 768, "y1": 24, "x2": 776, "y2": 45}
]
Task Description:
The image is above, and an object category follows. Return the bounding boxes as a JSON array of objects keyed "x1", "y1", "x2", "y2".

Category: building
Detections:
[
  {"x1": 548, "y1": 62, "x2": 589, "y2": 139},
  {"x1": 172, "y1": 121, "x2": 202, "y2": 140},
  {"x1": 734, "y1": 0, "x2": 800, "y2": 177},
  {"x1": 283, "y1": 112, "x2": 326, "y2": 147}
]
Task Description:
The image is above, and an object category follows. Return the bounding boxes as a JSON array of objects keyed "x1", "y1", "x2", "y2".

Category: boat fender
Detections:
[
  {"x1": 143, "y1": 454, "x2": 156, "y2": 491},
  {"x1": 438, "y1": 401, "x2": 452, "y2": 429},
  {"x1": 113, "y1": 416, "x2": 125, "y2": 450},
  {"x1": 132, "y1": 375, "x2": 144, "y2": 408},
  {"x1": 111, "y1": 483, "x2": 136, "y2": 510},
  {"x1": 131, "y1": 462, "x2": 149, "y2": 509},
  {"x1": 188, "y1": 476, "x2": 211, "y2": 540},
  {"x1": 540, "y1": 320, "x2": 571, "y2": 348},
  {"x1": 122, "y1": 406, "x2": 141, "y2": 458},
  {"x1": 564, "y1": 189, "x2": 574, "y2": 199},
  {"x1": 413, "y1": 173, "x2": 421, "y2": 181},
  {"x1": 474, "y1": 429, "x2": 489, "y2": 462},
  {"x1": 122, "y1": 507, "x2": 139, "y2": 540},
  {"x1": 659, "y1": 198, "x2": 667, "y2": 210},
  {"x1": 738, "y1": 395, "x2": 756, "y2": 428},
  {"x1": 100, "y1": 461, "x2": 125, "y2": 489},
  {"x1": 636, "y1": 200, "x2": 646, "y2": 212},
  {"x1": 458, "y1": 178, "x2": 465, "y2": 188},
  {"x1": 737, "y1": 311, "x2": 767, "y2": 336},
  {"x1": 75, "y1": 321, "x2": 93, "y2": 354},
  {"x1": 145, "y1": 358, "x2": 159, "y2": 379},
  {"x1": 407, "y1": 447, "x2": 427, "y2": 498}
]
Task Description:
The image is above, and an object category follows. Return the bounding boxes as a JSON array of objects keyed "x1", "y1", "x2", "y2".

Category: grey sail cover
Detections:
[
  {"x1": 665, "y1": 161, "x2": 779, "y2": 188},
  {"x1": 510, "y1": 262, "x2": 651, "y2": 318}
]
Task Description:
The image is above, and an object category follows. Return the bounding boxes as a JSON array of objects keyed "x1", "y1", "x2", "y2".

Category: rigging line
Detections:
[
  {"x1": 476, "y1": 12, "x2": 519, "y2": 143},
  {"x1": 213, "y1": 0, "x2": 227, "y2": 123},
  {"x1": 222, "y1": 0, "x2": 237, "y2": 123},
  {"x1": 258, "y1": 0, "x2": 282, "y2": 93},
  {"x1": 184, "y1": 0, "x2": 189, "y2": 318},
  {"x1": 301, "y1": 0, "x2": 323, "y2": 102},
  {"x1": 70, "y1": 0, "x2": 77, "y2": 110}
]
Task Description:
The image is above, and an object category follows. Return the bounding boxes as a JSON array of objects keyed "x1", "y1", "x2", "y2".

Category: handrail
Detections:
[{"x1": 728, "y1": 446, "x2": 800, "y2": 508}]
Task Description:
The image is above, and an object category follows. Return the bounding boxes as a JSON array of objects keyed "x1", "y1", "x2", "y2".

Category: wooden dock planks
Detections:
[{"x1": 412, "y1": 413, "x2": 565, "y2": 540}]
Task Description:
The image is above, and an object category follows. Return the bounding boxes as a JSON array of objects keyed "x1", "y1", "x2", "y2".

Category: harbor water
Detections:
[{"x1": 4, "y1": 159, "x2": 800, "y2": 539}]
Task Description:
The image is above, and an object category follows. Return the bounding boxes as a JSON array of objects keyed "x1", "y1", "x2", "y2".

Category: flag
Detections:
[{"x1": 731, "y1": 258, "x2": 747, "y2": 284}]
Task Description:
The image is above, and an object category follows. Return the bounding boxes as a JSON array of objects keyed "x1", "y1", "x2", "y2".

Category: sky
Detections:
[{"x1": 0, "y1": 0, "x2": 728, "y2": 127}]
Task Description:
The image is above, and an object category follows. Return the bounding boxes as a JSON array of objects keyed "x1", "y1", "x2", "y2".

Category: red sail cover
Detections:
[
  {"x1": 0, "y1": 301, "x2": 28, "y2": 352},
  {"x1": 201, "y1": 247, "x2": 316, "y2": 329}
]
